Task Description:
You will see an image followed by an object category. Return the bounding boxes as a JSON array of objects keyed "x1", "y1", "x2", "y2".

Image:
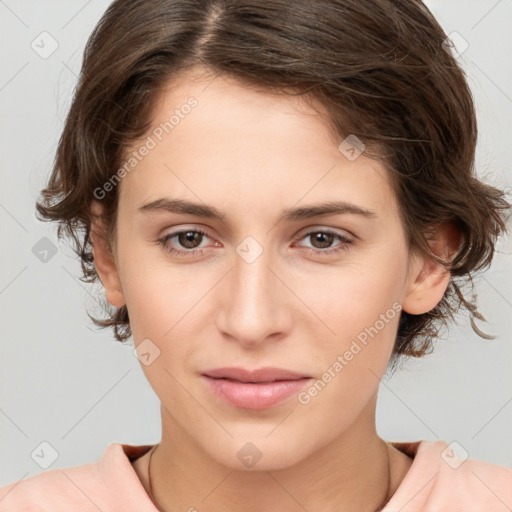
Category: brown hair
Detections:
[{"x1": 36, "y1": 0, "x2": 510, "y2": 365}]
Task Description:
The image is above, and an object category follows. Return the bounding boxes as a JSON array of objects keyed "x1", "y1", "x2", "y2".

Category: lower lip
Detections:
[{"x1": 202, "y1": 375, "x2": 313, "y2": 409}]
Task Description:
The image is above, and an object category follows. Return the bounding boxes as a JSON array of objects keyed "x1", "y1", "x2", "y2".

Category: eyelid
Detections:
[
  {"x1": 295, "y1": 225, "x2": 355, "y2": 241},
  {"x1": 160, "y1": 224, "x2": 217, "y2": 241}
]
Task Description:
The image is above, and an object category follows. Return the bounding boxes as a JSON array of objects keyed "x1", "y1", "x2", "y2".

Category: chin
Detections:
[{"x1": 202, "y1": 432, "x2": 315, "y2": 472}]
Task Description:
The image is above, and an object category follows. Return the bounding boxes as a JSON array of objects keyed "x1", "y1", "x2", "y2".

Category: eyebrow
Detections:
[{"x1": 137, "y1": 198, "x2": 378, "y2": 222}]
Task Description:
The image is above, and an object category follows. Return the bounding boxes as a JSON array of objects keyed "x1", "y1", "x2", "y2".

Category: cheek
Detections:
[
  {"x1": 118, "y1": 249, "x2": 218, "y2": 394},
  {"x1": 298, "y1": 250, "x2": 405, "y2": 335},
  {"x1": 121, "y1": 254, "x2": 199, "y2": 397},
  {"x1": 293, "y1": 244, "x2": 407, "y2": 378},
  {"x1": 295, "y1": 269, "x2": 402, "y2": 425},
  {"x1": 117, "y1": 243, "x2": 200, "y2": 337}
]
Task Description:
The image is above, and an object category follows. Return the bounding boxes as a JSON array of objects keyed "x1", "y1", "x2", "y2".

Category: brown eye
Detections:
[
  {"x1": 177, "y1": 231, "x2": 204, "y2": 249},
  {"x1": 308, "y1": 231, "x2": 335, "y2": 249},
  {"x1": 296, "y1": 229, "x2": 353, "y2": 256},
  {"x1": 158, "y1": 229, "x2": 213, "y2": 256}
]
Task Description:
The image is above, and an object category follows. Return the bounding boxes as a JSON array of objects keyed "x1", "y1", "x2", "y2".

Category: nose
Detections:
[{"x1": 215, "y1": 242, "x2": 292, "y2": 348}]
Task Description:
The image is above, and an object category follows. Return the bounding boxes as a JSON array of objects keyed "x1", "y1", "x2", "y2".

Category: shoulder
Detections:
[
  {"x1": 0, "y1": 460, "x2": 107, "y2": 511},
  {"x1": 386, "y1": 439, "x2": 512, "y2": 511},
  {"x1": 0, "y1": 443, "x2": 155, "y2": 511},
  {"x1": 431, "y1": 445, "x2": 512, "y2": 508}
]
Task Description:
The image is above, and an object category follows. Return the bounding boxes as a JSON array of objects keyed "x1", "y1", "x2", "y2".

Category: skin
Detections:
[{"x1": 90, "y1": 66, "x2": 458, "y2": 512}]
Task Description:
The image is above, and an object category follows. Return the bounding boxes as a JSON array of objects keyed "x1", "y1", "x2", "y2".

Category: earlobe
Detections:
[
  {"x1": 402, "y1": 222, "x2": 460, "y2": 315},
  {"x1": 89, "y1": 200, "x2": 126, "y2": 308}
]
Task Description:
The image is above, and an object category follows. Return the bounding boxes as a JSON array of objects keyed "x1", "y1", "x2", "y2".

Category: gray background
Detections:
[{"x1": 0, "y1": 0, "x2": 511, "y2": 487}]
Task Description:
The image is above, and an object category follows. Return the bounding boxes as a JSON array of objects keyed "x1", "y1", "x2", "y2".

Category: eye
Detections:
[
  {"x1": 295, "y1": 229, "x2": 353, "y2": 255},
  {"x1": 157, "y1": 228, "x2": 215, "y2": 256},
  {"x1": 157, "y1": 227, "x2": 353, "y2": 258}
]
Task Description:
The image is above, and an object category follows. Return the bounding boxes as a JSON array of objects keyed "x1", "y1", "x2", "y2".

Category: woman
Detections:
[{"x1": 1, "y1": 0, "x2": 510, "y2": 510}]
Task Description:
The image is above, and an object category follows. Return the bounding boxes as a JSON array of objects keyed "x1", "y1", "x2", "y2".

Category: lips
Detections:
[
  {"x1": 202, "y1": 366, "x2": 311, "y2": 383},
  {"x1": 201, "y1": 367, "x2": 313, "y2": 409}
]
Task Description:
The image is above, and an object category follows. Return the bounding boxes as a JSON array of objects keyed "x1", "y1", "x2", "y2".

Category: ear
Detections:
[
  {"x1": 89, "y1": 200, "x2": 126, "y2": 308},
  {"x1": 402, "y1": 222, "x2": 461, "y2": 315}
]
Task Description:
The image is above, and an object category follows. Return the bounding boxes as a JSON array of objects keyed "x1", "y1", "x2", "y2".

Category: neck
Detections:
[{"x1": 146, "y1": 395, "x2": 395, "y2": 512}]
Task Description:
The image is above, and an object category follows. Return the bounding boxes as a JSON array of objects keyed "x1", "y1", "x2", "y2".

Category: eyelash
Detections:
[{"x1": 157, "y1": 228, "x2": 353, "y2": 257}]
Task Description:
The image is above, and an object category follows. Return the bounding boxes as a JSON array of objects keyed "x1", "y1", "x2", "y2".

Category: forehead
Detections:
[{"x1": 117, "y1": 67, "x2": 398, "y2": 223}]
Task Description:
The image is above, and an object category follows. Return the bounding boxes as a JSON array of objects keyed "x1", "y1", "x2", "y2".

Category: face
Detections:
[{"x1": 91, "y1": 66, "x2": 449, "y2": 471}]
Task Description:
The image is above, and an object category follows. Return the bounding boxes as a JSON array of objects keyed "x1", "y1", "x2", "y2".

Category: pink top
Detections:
[{"x1": 1, "y1": 439, "x2": 511, "y2": 511}]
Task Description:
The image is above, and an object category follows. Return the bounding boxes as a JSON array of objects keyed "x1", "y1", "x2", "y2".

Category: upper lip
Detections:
[{"x1": 202, "y1": 367, "x2": 311, "y2": 383}]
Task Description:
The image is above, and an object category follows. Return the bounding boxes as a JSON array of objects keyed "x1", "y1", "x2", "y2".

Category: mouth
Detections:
[
  {"x1": 201, "y1": 367, "x2": 313, "y2": 409},
  {"x1": 202, "y1": 366, "x2": 311, "y2": 383}
]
